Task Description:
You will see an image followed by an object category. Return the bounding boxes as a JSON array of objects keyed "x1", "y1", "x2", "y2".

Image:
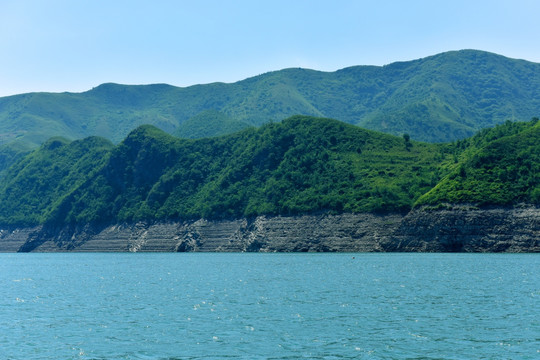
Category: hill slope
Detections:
[
  {"x1": 0, "y1": 136, "x2": 113, "y2": 225},
  {"x1": 0, "y1": 116, "x2": 449, "y2": 226},
  {"x1": 0, "y1": 116, "x2": 538, "y2": 229},
  {"x1": 175, "y1": 110, "x2": 252, "y2": 139},
  {"x1": 0, "y1": 50, "x2": 538, "y2": 149},
  {"x1": 416, "y1": 118, "x2": 540, "y2": 206}
]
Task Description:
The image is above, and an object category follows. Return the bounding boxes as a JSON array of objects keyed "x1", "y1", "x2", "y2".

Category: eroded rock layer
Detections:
[{"x1": 1, "y1": 207, "x2": 538, "y2": 253}]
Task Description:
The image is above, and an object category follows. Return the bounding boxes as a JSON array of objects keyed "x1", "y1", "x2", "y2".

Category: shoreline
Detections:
[{"x1": 1, "y1": 206, "x2": 538, "y2": 253}]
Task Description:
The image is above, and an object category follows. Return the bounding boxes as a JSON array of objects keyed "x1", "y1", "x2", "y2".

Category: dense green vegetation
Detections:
[
  {"x1": 416, "y1": 118, "x2": 540, "y2": 206},
  {"x1": 0, "y1": 136, "x2": 113, "y2": 225},
  {"x1": 0, "y1": 116, "x2": 448, "y2": 226},
  {"x1": 0, "y1": 142, "x2": 32, "y2": 178},
  {"x1": 0, "y1": 115, "x2": 537, "y2": 227},
  {"x1": 0, "y1": 50, "x2": 538, "y2": 156},
  {"x1": 175, "y1": 110, "x2": 252, "y2": 139}
]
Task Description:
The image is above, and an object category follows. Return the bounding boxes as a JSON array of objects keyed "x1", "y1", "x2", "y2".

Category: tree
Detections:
[{"x1": 403, "y1": 133, "x2": 412, "y2": 151}]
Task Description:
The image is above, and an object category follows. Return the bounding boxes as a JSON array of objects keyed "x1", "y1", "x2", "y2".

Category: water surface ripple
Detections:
[{"x1": 1, "y1": 253, "x2": 538, "y2": 359}]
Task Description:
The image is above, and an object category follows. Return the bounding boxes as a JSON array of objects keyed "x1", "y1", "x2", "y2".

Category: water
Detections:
[{"x1": 1, "y1": 253, "x2": 538, "y2": 359}]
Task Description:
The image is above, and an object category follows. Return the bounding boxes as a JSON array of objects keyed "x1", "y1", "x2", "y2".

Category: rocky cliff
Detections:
[
  {"x1": 0, "y1": 206, "x2": 538, "y2": 252},
  {"x1": 387, "y1": 205, "x2": 540, "y2": 252}
]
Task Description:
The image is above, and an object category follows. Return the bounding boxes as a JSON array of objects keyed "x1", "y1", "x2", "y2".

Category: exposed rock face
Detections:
[
  {"x1": 240, "y1": 213, "x2": 403, "y2": 252},
  {"x1": 0, "y1": 213, "x2": 402, "y2": 253},
  {"x1": 0, "y1": 206, "x2": 538, "y2": 252},
  {"x1": 0, "y1": 227, "x2": 42, "y2": 252},
  {"x1": 384, "y1": 205, "x2": 540, "y2": 252}
]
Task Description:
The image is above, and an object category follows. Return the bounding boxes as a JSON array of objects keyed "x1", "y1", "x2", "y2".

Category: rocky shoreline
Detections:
[{"x1": 1, "y1": 206, "x2": 539, "y2": 252}]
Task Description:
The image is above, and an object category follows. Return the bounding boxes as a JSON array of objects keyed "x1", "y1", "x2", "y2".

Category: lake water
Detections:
[{"x1": 1, "y1": 253, "x2": 538, "y2": 359}]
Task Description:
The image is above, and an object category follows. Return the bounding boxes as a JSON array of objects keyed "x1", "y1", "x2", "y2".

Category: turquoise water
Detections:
[{"x1": 1, "y1": 253, "x2": 538, "y2": 359}]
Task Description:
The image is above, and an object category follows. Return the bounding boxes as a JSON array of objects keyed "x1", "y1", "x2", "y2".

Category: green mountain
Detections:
[
  {"x1": 0, "y1": 116, "x2": 448, "y2": 226},
  {"x1": 416, "y1": 117, "x2": 540, "y2": 207},
  {"x1": 0, "y1": 142, "x2": 33, "y2": 177},
  {"x1": 175, "y1": 110, "x2": 252, "y2": 139},
  {"x1": 0, "y1": 115, "x2": 538, "y2": 228},
  {"x1": 0, "y1": 136, "x2": 113, "y2": 225},
  {"x1": 0, "y1": 50, "x2": 538, "y2": 150}
]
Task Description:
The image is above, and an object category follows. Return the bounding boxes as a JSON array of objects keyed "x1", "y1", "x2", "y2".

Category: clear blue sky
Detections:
[{"x1": 1, "y1": 0, "x2": 539, "y2": 97}]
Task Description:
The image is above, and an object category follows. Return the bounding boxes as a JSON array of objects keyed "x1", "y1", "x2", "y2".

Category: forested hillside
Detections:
[
  {"x1": 0, "y1": 50, "x2": 538, "y2": 151},
  {"x1": 417, "y1": 118, "x2": 540, "y2": 206},
  {"x1": 174, "y1": 110, "x2": 252, "y2": 139},
  {"x1": 0, "y1": 136, "x2": 113, "y2": 225},
  {"x1": 0, "y1": 116, "x2": 537, "y2": 228},
  {"x1": 0, "y1": 116, "x2": 447, "y2": 226}
]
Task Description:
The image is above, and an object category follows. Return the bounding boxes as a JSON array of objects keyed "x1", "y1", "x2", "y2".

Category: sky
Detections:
[{"x1": 1, "y1": 0, "x2": 539, "y2": 97}]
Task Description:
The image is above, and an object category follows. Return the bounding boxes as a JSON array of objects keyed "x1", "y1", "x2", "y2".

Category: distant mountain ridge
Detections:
[{"x1": 0, "y1": 49, "x2": 539, "y2": 149}]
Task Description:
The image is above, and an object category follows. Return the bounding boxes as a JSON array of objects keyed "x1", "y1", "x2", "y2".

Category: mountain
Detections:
[
  {"x1": 0, "y1": 50, "x2": 538, "y2": 150},
  {"x1": 0, "y1": 141, "x2": 32, "y2": 177},
  {"x1": 0, "y1": 116, "x2": 448, "y2": 226},
  {"x1": 175, "y1": 110, "x2": 252, "y2": 139},
  {"x1": 0, "y1": 136, "x2": 113, "y2": 225},
  {"x1": 416, "y1": 117, "x2": 540, "y2": 206},
  {"x1": 0, "y1": 115, "x2": 537, "y2": 229}
]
